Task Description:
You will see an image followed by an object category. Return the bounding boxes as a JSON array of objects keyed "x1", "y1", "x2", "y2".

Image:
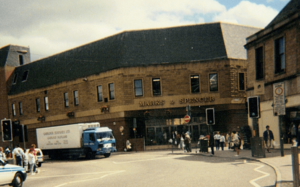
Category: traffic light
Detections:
[
  {"x1": 206, "y1": 108, "x2": 215, "y2": 125},
  {"x1": 248, "y1": 96, "x2": 260, "y2": 118},
  {"x1": 13, "y1": 122, "x2": 21, "y2": 137},
  {"x1": 1, "y1": 119, "x2": 12, "y2": 141}
]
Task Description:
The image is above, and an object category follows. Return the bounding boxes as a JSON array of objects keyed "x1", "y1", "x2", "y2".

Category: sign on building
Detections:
[{"x1": 273, "y1": 82, "x2": 285, "y2": 116}]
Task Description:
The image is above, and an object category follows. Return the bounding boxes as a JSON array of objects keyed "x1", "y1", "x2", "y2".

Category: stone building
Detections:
[
  {"x1": 1, "y1": 22, "x2": 259, "y2": 151},
  {"x1": 245, "y1": 0, "x2": 300, "y2": 148}
]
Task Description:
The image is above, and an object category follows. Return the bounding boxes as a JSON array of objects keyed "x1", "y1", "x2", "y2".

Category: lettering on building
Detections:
[
  {"x1": 139, "y1": 100, "x2": 165, "y2": 107},
  {"x1": 179, "y1": 97, "x2": 215, "y2": 104}
]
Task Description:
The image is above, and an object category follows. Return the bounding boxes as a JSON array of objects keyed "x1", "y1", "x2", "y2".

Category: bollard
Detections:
[{"x1": 291, "y1": 147, "x2": 299, "y2": 187}]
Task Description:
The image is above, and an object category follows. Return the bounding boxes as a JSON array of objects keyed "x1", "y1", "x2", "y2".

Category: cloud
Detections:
[{"x1": 213, "y1": 1, "x2": 278, "y2": 28}]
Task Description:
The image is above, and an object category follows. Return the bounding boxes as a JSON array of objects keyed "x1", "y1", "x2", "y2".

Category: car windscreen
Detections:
[{"x1": 96, "y1": 132, "x2": 114, "y2": 140}]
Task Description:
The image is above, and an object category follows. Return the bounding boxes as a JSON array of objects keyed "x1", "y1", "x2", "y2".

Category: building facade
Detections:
[
  {"x1": 245, "y1": 0, "x2": 300, "y2": 148},
  {"x1": 1, "y1": 22, "x2": 260, "y2": 151}
]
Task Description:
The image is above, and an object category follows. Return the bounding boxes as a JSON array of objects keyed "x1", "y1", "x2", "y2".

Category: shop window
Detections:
[
  {"x1": 109, "y1": 83, "x2": 114, "y2": 100},
  {"x1": 19, "y1": 102, "x2": 23, "y2": 115},
  {"x1": 190, "y1": 75, "x2": 199, "y2": 93},
  {"x1": 134, "y1": 80, "x2": 143, "y2": 97},
  {"x1": 209, "y1": 73, "x2": 218, "y2": 92},
  {"x1": 97, "y1": 85, "x2": 103, "y2": 102},
  {"x1": 19, "y1": 55, "x2": 24, "y2": 65},
  {"x1": 255, "y1": 47, "x2": 264, "y2": 80},
  {"x1": 74, "y1": 90, "x2": 79, "y2": 106},
  {"x1": 12, "y1": 104, "x2": 16, "y2": 116},
  {"x1": 64, "y1": 92, "x2": 69, "y2": 107},
  {"x1": 275, "y1": 37, "x2": 285, "y2": 74},
  {"x1": 44, "y1": 96, "x2": 49, "y2": 111},
  {"x1": 21, "y1": 70, "x2": 29, "y2": 82},
  {"x1": 36, "y1": 98, "x2": 40, "y2": 112},
  {"x1": 152, "y1": 78, "x2": 161, "y2": 96},
  {"x1": 239, "y1": 73, "x2": 245, "y2": 91}
]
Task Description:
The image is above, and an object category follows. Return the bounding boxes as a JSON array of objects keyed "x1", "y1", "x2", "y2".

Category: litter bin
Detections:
[
  {"x1": 250, "y1": 137, "x2": 266, "y2": 158},
  {"x1": 199, "y1": 140, "x2": 208, "y2": 153}
]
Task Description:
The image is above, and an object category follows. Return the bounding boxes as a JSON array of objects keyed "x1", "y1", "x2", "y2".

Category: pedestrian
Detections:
[
  {"x1": 0, "y1": 147, "x2": 7, "y2": 162},
  {"x1": 180, "y1": 134, "x2": 184, "y2": 150},
  {"x1": 209, "y1": 132, "x2": 214, "y2": 156},
  {"x1": 126, "y1": 140, "x2": 132, "y2": 151},
  {"x1": 263, "y1": 125, "x2": 274, "y2": 153},
  {"x1": 184, "y1": 133, "x2": 191, "y2": 152},
  {"x1": 232, "y1": 131, "x2": 240, "y2": 156},
  {"x1": 214, "y1": 131, "x2": 220, "y2": 150},
  {"x1": 5, "y1": 146, "x2": 11, "y2": 158},
  {"x1": 30, "y1": 144, "x2": 39, "y2": 173},
  {"x1": 28, "y1": 149, "x2": 36, "y2": 175},
  {"x1": 23, "y1": 149, "x2": 28, "y2": 172},
  {"x1": 176, "y1": 132, "x2": 181, "y2": 147},
  {"x1": 12, "y1": 144, "x2": 25, "y2": 166},
  {"x1": 226, "y1": 131, "x2": 231, "y2": 149},
  {"x1": 220, "y1": 133, "x2": 225, "y2": 151},
  {"x1": 297, "y1": 123, "x2": 300, "y2": 147}
]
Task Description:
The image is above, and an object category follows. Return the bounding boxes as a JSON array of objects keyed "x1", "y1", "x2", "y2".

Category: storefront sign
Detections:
[
  {"x1": 179, "y1": 97, "x2": 215, "y2": 104},
  {"x1": 139, "y1": 100, "x2": 165, "y2": 107},
  {"x1": 273, "y1": 82, "x2": 285, "y2": 116}
]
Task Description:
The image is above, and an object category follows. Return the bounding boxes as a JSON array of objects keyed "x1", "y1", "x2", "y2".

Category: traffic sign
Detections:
[{"x1": 184, "y1": 115, "x2": 191, "y2": 123}]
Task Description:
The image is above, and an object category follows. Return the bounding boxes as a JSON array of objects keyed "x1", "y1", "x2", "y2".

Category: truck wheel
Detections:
[
  {"x1": 86, "y1": 151, "x2": 93, "y2": 159},
  {"x1": 104, "y1": 153, "x2": 111, "y2": 158},
  {"x1": 13, "y1": 173, "x2": 23, "y2": 187}
]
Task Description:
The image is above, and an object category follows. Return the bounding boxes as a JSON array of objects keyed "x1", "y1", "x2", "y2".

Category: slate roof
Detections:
[
  {"x1": 8, "y1": 22, "x2": 260, "y2": 95},
  {"x1": 265, "y1": 0, "x2": 300, "y2": 29}
]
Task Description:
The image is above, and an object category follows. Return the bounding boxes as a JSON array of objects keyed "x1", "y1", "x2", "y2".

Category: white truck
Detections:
[{"x1": 36, "y1": 122, "x2": 117, "y2": 159}]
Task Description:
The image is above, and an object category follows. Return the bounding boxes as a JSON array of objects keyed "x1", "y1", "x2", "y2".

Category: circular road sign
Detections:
[{"x1": 184, "y1": 115, "x2": 191, "y2": 123}]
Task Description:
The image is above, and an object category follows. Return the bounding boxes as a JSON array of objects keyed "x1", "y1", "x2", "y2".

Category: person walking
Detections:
[
  {"x1": 232, "y1": 131, "x2": 240, "y2": 156},
  {"x1": 28, "y1": 149, "x2": 36, "y2": 175},
  {"x1": 214, "y1": 131, "x2": 220, "y2": 150},
  {"x1": 0, "y1": 147, "x2": 7, "y2": 162},
  {"x1": 226, "y1": 131, "x2": 231, "y2": 149},
  {"x1": 180, "y1": 134, "x2": 184, "y2": 150},
  {"x1": 12, "y1": 144, "x2": 24, "y2": 166},
  {"x1": 184, "y1": 133, "x2": 191, "y2": 152},
  {"x1": 220, "y1": 133, "x2": 225, "y2": 151},
  {"x1": 209, "y1": 132, "x2": 214, "y2": 156},
  {"x1": 263, "y1": 125, "x2": 274, "y2": 153}
]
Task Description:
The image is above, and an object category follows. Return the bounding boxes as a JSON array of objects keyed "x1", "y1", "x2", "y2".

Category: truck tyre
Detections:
[
  {"x1": 86, "y1": 151, "x2": 93, "y2": 159},
  {"x1": 104, "y1": 153, "x2": 111, "y2": 158},
  {"x1": 13, "y1": 173, "x2": 23, "y2": 187}
]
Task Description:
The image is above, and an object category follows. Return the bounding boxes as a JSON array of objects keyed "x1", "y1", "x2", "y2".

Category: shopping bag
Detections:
[{"x1": 273, "y1": 140, "x2": 276, "y2": 147}]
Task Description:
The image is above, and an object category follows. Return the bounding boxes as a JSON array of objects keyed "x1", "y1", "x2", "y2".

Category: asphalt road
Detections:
[{"x1": 21, "y1": 151, "x2": 276, "y2": 187}]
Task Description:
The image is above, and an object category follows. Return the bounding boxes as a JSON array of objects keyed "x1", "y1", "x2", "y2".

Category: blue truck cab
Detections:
[{"x1": 83, "y1": 127, "x2": 117, "y2": 158}]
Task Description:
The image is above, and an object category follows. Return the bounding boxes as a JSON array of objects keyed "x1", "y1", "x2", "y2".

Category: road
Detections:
[{"x1": 22, "y1": 150, "x2": 276, "y2": 187}]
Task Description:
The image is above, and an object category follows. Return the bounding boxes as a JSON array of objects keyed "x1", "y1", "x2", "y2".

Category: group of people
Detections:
[
  {"x1": 0, "y1": 144, "x2": 39, "y2": 175},
  {"x1": 172, "y1": 131, "x2": 192, "y2": 153},
  {"x1": 207, "y1": 131, "x2": 240, "y2": 156}
]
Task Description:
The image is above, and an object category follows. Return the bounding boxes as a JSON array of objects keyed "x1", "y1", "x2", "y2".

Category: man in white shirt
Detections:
[
  {"x1": 12, "y1": 145, "x2": 24, "y2": 166},
  {"x1": 214, "y1": 132, "x2": 221, "y2": 150}
]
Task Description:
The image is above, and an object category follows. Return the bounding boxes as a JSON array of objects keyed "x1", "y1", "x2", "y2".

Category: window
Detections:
[
  {"x1": 239, "y1": 73, "x2": 245, "y2": 91},
  {"x1": 152, "y1": 78, "x2": 161, "y2": 96},
  {"x1": 209, "y1": 73, "x2": 218, "y2": 92},
  {"x1": 74, "y1": 91, "x2": 79, "y2": 106},
  {"x1": 134, "y1": 80, "x2": 143, "y2": 97},
  {"x1": 12, "y1": 104, "x2": 16, "y2": 116},
  {"x1": 19, "y1": 102, "x2": 23, "y2": 115},
  {"x1": 44, "y1": 96, "x2": 49, "y2": 111},
  {"x1": 109, "y1": 83, "x2": 114, "y2": 100},
  {"x1": 21, "y1": 71, "x2": 29, "y2": 82},
  {"x1": 12, "y1": 74, "x2": 18, "y2": 84},
  {"x1": 19, "y1": 55, "x2": 24, "y2": 65},
  {"x1": 190, "y1": 75, "x2": 199, "y2": 93},
  {"x1": 275, "y1": 37, "x2": 285, "y2": 74},
  {"x1": 64, "y1": 93, "x2": 69, "y2": 107},
  {"x1": 36, "y1": 98, "x2": 40, "y2": 112},
  {"x1": 255, "y1": 47, "x2": 264, "y2": 80},
  {"x1": 97, "y1": 86, "x2": 103, "y2": 102}
]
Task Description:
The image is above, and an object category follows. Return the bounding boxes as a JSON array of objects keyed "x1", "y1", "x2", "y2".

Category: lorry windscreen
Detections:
[{"x1": 96, "y1": 132, "x2": 114, "y2": 140}]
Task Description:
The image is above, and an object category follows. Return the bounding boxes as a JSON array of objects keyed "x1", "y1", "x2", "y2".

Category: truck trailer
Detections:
[{"x1": 36, "y1": 122, "x2": 117, "y2": 159}]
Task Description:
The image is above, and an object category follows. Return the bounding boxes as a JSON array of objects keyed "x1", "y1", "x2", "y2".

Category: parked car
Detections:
[
  {"x1": 0, "y1": 159, "x2": 27, "y2": 187},
  {"x1": 25, "y1": 148, "x2": 44, "y2": 167}
]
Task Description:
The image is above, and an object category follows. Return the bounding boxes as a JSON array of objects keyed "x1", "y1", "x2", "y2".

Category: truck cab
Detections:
[{"x1": 83, "y1": 127, "x2": 117, "y2": 158}]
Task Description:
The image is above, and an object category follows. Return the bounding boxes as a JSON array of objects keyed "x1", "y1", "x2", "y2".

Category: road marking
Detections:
[
  {"x1": 247, "y1": 163, "x2": 271, "y2": 187},
  {"x1": 113, "y1": 155, "x2": 185, "y2": 164},
  {"x1": 53, "y1": 170, "x2": 125, "y2": 187}
]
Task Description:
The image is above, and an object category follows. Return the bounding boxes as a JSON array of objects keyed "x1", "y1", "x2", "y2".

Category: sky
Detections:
[{"x1": 0, "y1": 0, "x2": 290, "y2": 61}]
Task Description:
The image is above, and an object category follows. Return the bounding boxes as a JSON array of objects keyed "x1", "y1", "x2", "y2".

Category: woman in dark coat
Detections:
[{"x1": 209, "y1": 133, "x2": 214, "y2": 156}]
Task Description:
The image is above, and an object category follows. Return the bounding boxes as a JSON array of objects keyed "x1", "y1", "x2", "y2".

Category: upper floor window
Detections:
[
  {"x1": 255, "y1": 47, "x2": 264, "y2": 80},
  {"x1": 238, "y1": 73, "x2": 245, "y2": 91},
  {"x1": 274, "y1": 37, "x2": 285, "y2": 74},
  {"x1": 134, "y1": 80, "x2": 143, "y2": 97},
  {"x1": 12, "y1": 103, "x2": 16, "y2": 116},
  {"x1": 36, "y1": 98, "x2": 40, "y2": 112},
  {"x1": 209, "y1": 73, "x2": 218, "y2": 92},
  {"x1": 19, "y1": 102, "x2": 23, "y2": 115},
  {"x1": 97, "y1": 85, "x2": 103, "y2": 102},
  {"x1": 152, "y1": 78, "x2": 161, "y2": 96},
  {"x1": 190, "y1": 75, "x2": 199, "y2": 93},
  {"x1": 12, "y1": 74, "x2": 18, "y2": 84},
  {"x1": 44, "y1": 96, "x2": 49, "y2": 111},
  {"x1": 21, "y1": 71, "x2": 29, "y2": 82},
  {"x1": 109, "y1": 83, "x2": 115, "y2": 100},
  {"x1": 64, "y1": 92, "x2": 69, "y2": 107},
  {"x1": 19, "y1": 55, "x2": 24, "y2": 65},
  {"x1": 74, "y1": 90, "x2": 79, "y2": 106}
]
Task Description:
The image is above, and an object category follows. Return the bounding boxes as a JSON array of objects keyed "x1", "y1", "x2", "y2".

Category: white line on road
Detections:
[
  {"x1": 113, "y1": 155, "x2": 185, "y2": 164},
  {"x1": 247, "y1": 162, "x2": 271, "y2": 187}
]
